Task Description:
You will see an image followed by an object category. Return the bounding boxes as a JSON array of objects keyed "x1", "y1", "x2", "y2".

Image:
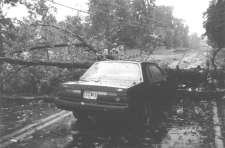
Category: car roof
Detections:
[
  {"x1": 95, "y1": 60, "x2": 140, "y2": 64},
  {"x1": 95, "y1": 60, "x2": 157, "y2": 65}
]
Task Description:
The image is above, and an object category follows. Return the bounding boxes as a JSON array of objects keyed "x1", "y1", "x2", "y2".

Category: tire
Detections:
[
  {"x1": 72, "y1": 111, "x2": 89, "y2": 124},
  {"x1": 143, "y1": 102, "x2": 151, "y2": 127},
  {"x1": 131, "y1": 101, "x2": 152, "y2": 127}
]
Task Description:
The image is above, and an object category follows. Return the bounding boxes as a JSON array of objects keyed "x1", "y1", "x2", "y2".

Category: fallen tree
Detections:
[
  {"x1": 0, "y1": 95, "x2": 55, "y2": 102},
  {"x1": 0, "y1": 57, "x2": 92, "y2": 69},
  {"x1": 1, "y1": 56, "x2": 224, "y2": 80}
]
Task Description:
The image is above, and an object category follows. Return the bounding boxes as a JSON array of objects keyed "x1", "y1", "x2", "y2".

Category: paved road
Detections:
[
  {"x1": 0, "y1": 99, "x2": 59, "y2": 138},
  {"x1": 0, "y1": 96, "x2": 216, "y2": 148}
]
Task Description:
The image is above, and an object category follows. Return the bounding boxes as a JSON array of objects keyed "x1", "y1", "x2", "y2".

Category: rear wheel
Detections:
[
  {"x1": 143, "y1": 103, "x2": 151, "y2": 126},
  {"x1": 130, "y1": 101, "x2": 152, "y2": 127},
  {"x1": 72, "y1": 111, "x2": 91, "y2": 129},
  {"x1": 72, "y1": 111, "x2": 88, "y2": 120}
]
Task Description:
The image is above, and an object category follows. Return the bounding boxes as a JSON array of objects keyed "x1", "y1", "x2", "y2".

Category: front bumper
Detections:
[{"x1": 54, "y1": 98, "x2": 128, "y2": 112}]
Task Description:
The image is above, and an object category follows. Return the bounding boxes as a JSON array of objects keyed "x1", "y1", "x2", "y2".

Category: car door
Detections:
[{"x1": 145, "y1": 63, "x2": 167, "y2": 101}]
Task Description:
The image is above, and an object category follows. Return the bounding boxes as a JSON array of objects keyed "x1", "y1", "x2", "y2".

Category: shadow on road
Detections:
[
  {"x1": 64, "y1": 108, "x2": 171, "y2": 148},
  {"x1": 4, "y1": 96, "x2": 215, "y2": 148},
  {"x1": 63, "y1": 97, "x2": 214, "y2": 148}
]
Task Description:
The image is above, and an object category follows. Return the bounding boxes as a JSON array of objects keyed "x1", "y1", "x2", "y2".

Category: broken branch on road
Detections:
[
  {"x1": 0, "y1": 95, "x2": 55, "y2": 102},
  {"x1": 0, "y1": 57, "x2": 92, "y2": 69}
]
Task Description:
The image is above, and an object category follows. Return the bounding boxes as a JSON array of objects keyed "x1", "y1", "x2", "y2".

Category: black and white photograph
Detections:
[{"x1": 0, "y1": 0, "x2": 225, "y2": 147}]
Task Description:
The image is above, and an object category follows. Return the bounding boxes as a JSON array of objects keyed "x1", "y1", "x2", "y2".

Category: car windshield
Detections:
[{"x1": 80, "y1": 62, "x2": 142, "y2": 85}]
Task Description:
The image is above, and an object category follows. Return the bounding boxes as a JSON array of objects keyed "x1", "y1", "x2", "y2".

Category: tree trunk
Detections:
[
  {"x1": 211, "y1": 47, "x2": 222, "y2": 70},
  {"x1": 0, "y1": 57, "x2": 92, "y2": 69},
  {"x1": 11, "y1": 43, "x2": 87, "y2": 55},
  {"x1": 0, "y1": 25, "x2": 4, "y2": 92}
]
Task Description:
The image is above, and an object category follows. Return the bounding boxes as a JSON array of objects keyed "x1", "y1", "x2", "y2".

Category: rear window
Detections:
[{"x1": 80, "y1": 62, "x2": 142, "y2": 84}]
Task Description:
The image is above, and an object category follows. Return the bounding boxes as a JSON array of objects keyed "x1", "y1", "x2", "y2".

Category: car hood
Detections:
[{"x1": 62, "y1": 80, "x2": 141, "y2": 89}]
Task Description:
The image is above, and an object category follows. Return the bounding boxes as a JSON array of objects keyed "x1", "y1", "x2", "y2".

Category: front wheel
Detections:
[{"x1": 72, "y1": 111, "x2": 89, "y2": 121}]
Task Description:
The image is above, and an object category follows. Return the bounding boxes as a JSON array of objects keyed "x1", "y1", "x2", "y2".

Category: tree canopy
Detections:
[
  {"x1": 204, "y1": 0, "x2": 225, "y2": 69},
  {"x1": 88, "y1": 0, "x2": 193, "y2": 50},
  {"x1": 204, "y1": 0, "x2": 225, "y2": 49}
]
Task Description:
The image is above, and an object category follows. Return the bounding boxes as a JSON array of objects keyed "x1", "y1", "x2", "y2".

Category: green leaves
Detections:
[
  {"x1": 3, "y1": 0, "x2": 19, "y2": 6},
  {"x1": 204, "y1": 0, "x2": 225, "y2": 49},
  {"x1": 88, "y1": 0, "x2": 156, "y2": 49},
  {"x1": 88, "y1": 0, "x2": 193, "y2": 50},
  {"x1": 203, "y1": 0, "x2": 225, "y2": 69}
]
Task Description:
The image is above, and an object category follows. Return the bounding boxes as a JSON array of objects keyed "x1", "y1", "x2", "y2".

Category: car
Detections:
[{"x1": 54, "y1": 60, "x2": 175, "y2": 126}]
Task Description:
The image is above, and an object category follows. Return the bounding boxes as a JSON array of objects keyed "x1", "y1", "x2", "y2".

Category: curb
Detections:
[
  {"x1": 212, "y1": 101, "x2": 224, "y2": 148},
  {"x1": 0, "y1": 111, "x2": 72, "y2": 148}
]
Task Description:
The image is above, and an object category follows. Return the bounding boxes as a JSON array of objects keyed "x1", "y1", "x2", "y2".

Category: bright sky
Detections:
[
  {"x1": 156, "y1": 0, "x2": 211, "y2": 35},
  {"x1": 5, "y1": 0, "x2": 211, "y2": 36},
  {"x1": 50, "y1": 0, "x2": 89, "y2": 20}
]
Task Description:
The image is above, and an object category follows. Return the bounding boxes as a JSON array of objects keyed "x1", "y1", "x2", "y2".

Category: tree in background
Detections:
[
  {"x1": 153, "y1": 6, "x2": 173, "y2": 49},
  {"x1": 88, "y1": 0, "x2": 194, "y2": 51},
  {"x1": 188, "y1": 33, "x2": 201, "y2": 49},
  {"x1": 204, "y1": 0, "x2": 225, "y2": 69},
  {"x1": 0, "y1": 0, "x2": 20, "y2": 91},
  {"x1": 88, "y1": 0, "x2": 157, "y2": 50},
  {"x1": 153, "y1": 6, "x2": 191, "y2": 49}
]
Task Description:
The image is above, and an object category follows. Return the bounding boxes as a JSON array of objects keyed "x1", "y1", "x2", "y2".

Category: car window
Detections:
[
  {"x1": 146, "y1": 65, "x2": 153, "y2": 84},
  {"x1": 80, "y1": 62, "x2": 143, "y2": 86},
  {"x1": 150, "y1": 65, "x2": 164, "y2": 82},
  {"x1": 146, "y1": 64, "x2": 164, "y2": 83}
]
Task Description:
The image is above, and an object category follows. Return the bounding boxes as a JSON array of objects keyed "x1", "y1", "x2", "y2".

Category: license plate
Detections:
[{"x1": 83, "y1": 91, "x2": 97, "y2": 99}]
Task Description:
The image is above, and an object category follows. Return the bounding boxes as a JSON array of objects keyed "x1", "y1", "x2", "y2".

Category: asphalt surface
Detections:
[
  {"x1": 0, "y1": 96, "x2": 216, "y2": 148},
  {"x1": 0, "y1": 99, "x2": 59, "y2": 138}
]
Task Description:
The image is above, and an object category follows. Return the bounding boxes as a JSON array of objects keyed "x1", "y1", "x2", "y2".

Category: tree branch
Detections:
[
  {"x1": 29, "y1": 43, "x2": 86, "y2": 51},
  {"x1": 33, "y1": 23, "x2": 97, "y2": 53},
  {"x1": 0, "y1": 95, "x2": 55, "y2": 102},
  {"x1": 1, "y1": 65, "x2": 29, "y2": 82},
  {"x1": 11, "y1": 42, "x2": 87, "y2": 54},
  {"x1": 211, "y1": 47, "x2": 222, "y2": 70},
  {"x1": 0, "y1": 57, "x2": 92, "y2": 69}
]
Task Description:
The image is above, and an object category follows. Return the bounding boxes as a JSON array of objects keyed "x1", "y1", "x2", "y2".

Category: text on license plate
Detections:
[{"x1": 83, "y1": 91, "x2": 98, "y2": 99}]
